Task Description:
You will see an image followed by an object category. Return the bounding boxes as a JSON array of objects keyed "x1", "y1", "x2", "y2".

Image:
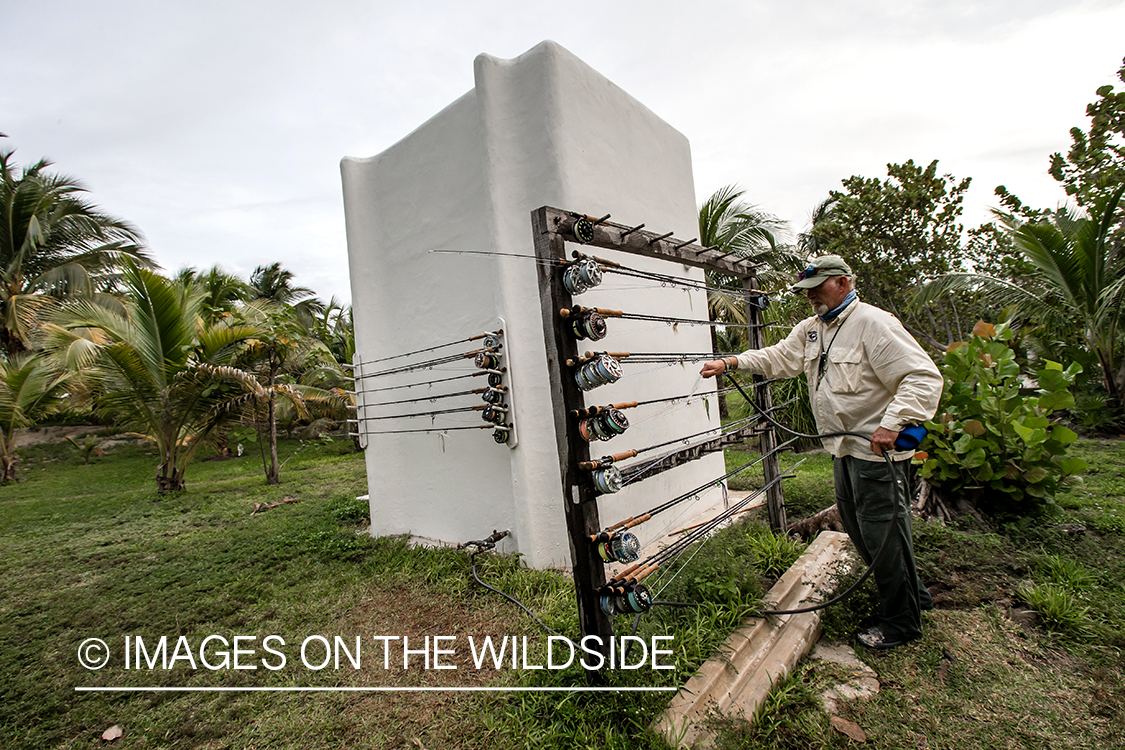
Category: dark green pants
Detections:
[{"x1": 834, "y1": 456, "x2": 932, "y2": 640}]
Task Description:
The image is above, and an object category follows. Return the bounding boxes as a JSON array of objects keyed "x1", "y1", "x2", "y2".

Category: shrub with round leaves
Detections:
[{"x1": 916, "y1": 321, "x2": 1088, "y2": 517}]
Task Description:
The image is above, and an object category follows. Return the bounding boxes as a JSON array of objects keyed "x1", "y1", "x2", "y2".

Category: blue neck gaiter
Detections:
[{"x1": 819, "y1": 290, "x2": 857, "y2": 323}]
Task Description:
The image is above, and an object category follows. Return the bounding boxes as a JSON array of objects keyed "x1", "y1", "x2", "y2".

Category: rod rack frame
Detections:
[{"x1": 532, "y1": 206, "x2": 787, "y2": 664}]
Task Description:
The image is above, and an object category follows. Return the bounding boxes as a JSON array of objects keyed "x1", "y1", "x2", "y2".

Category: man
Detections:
[{"x1": 700, "y1": 255, "x2": 943, "y2": 649}]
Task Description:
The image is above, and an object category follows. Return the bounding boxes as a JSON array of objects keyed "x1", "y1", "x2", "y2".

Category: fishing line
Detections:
[
  {"x1": 617, "y1": 398, "x2": 794, "y2": 470},
  {"x1": 563, "y1": 305, "x2": 773, "y2": 332},
  {"x1": 600, "y1": 265, "x2": 763, "y2": 299},
  {"x1": 364, "y1": 404, "x2": 486, "y2": 421},
  {"x1": 721, "y1": 372, "x2": 907, "y2": 617},
  {"x1": 354, "y1": 371, "x2": 493, "y2": 395},
  {"x1": 354, "y1": 424, "x2": 496, "y2": 437},
  {"x1": 365, "y1": 386, "x2": 491, "y2": 408},
  {"x1": 358, "y1": 346, "x2": 496, "y2": 379},
  {"x1": 590, "y1": 433, "x2": 797, "y2": 569},
  {"x1": 431, "y1": 248, "x2": 564, "y2": 267},
  {"x1": 352, "y1": 330, "x2": 502, "y2": 367}
]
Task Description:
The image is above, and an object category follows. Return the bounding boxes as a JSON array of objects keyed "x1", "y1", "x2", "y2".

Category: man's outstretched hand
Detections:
[{"x1": 700, "y1": 359, "x2": 726, "y2": 379}]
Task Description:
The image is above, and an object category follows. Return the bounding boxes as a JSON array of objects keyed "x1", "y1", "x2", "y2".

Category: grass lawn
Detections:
[{"x1": 2, "y1": 433, "x2": 1123, "y2": 748}]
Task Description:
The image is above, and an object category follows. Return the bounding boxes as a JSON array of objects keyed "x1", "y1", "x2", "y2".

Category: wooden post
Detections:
[
  {"x1": 744, "y1": 275, "x2": 786, "y2": 532},
  {"x1": 531, "y1": 207, "x2": 614, "y2": 657}
]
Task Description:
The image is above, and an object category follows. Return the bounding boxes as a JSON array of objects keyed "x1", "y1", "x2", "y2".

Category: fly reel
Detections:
[
  {"x1": 482, "y1": 403, "x2": 508, "y2": 424},
  {"x1": 563, "y1": 259, "x2": 603, "y2": 295},
  {"x1": 572, "y1": 216, "x2": 595, "y2": 244},
  {"x1": 590, "y1": 465, "x2": 623, "y2": 494},
  {"x1": 574, "y1": 354, "x2": 622, "y2": 391},
  {"x1": 475, "y1": 351, "x2": 502, "y2": 369},
  {"x1": 577, "y1": 408, "x2": 629, "y2": 442},
  {"x1": 747, "y1": 293, "x2": 770, "y2": 311},
  {"x1": 595, "y1": 532, "x2": 640, "y2": 564},
  {"x1": 599, "y1": 584, "x2": 652, "y2": 615},
  {"x1": 481, "y1": 386, "x2": 507, "y2": 404},
  {"x1": 492, "y1": 425, "x2": 511, "y2": 444},
  {"x1": 569, "y1": 311, "x2": 607, "y2": 341}
]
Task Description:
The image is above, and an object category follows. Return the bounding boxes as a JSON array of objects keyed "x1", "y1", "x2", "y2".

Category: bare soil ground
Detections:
[{"x1": 14, "y1": 424, "x2": 143, "y2": 448}]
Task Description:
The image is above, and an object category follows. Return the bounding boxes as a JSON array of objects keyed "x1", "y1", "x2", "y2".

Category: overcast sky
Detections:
[{"x1": 4, "y1": 1, "x2": 1123, "y2": 305}]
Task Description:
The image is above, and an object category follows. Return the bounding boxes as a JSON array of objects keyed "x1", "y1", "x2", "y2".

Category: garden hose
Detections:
[
  {"x1": 722, "y1": 372, "x2": 908, "y2": 617},
  {"x1": 463, "y1": 373, "x2": 916, "y2": 644}
]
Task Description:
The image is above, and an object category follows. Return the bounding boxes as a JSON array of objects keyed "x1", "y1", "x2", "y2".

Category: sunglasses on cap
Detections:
[{"x1": 797, "y1": 265, "x2": 846, "y2": 281}]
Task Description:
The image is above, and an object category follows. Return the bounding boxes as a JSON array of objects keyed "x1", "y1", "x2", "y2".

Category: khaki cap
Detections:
[{"x1": 791, "y1": 254, "x2": 853, "y2": 291}]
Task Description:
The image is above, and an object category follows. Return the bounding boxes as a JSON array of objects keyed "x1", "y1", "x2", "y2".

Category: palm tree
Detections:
[
  {"x1": 917, "y1": 185, "x2": 1125, "y2": 406},
  {"x1": 228, "y1": 301, "x2": 333, "y2": 484},
  {"x1": 304, "y1": 297, "x2": 354, "y2": 365},
  {"x1": 42, "y1": 263, "x2": 256, "y2": 491},
  {"x1": 248, "y1": 262, "x2": 325, "y2": 327},
  {"x1": 175, "y1": 265, "x2": 252, "y2": 326},
  {"x1": 698, "y1": 185, "x2": 794, "y2": 336},
  {"x1": 698, "y1": 186, "x2": 796, "y2": 420},
  {"x1": 0, "y1": 146, "x2": 152, "y2": 355},
  {"x1": 0, "y1": 353, "x2": 71, "y2": 481}
]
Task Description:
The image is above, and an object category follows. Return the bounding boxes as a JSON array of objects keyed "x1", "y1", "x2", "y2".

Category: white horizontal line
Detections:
[{"x1": 76, "y1": 686, "x2": 677, "y2": 693}]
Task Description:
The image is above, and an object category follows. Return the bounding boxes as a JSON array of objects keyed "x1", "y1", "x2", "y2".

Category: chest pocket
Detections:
[{"x1": 828, "y1": 346, "x2": 864, "y2": 393}]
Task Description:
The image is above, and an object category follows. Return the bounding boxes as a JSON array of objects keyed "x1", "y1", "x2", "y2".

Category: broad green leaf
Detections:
[
  {"x1": 1038, "y1": 391, "x2": 1074, "y2": 412},
  {"x1": 1012, "y1": 422, "x2": 1034, "y2": 442},
  {"x1": 1036, "y1": 369, "x2": 1070, "y2": 392},
  {"x1": 1024, "y1": 466, "x2": 1049, "y2": 484},
  {"x1": 963, "y1": 448, "x2": 987, "y2": 469},
  {"x1": 1050, "y1": 425, "x2": 1078, "y2": 445},
  {"x1": 972, "y1": 463, "x2": 995, "y2": 482},
  {"x1": 1059, "y1": 457, "x2": 1089, "y2": 475}
]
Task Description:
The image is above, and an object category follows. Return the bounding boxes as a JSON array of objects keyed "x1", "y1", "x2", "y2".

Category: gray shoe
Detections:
[{"x1": 856, "y1": 624, "x2": 914, "y2": 650}]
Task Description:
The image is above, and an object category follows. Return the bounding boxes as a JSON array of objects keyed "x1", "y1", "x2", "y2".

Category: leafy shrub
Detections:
[{"x1": 917, "y1": 322, "x2": 1088, "y2": 517}]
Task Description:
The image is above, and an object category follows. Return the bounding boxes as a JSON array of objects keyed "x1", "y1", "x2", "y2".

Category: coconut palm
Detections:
[
  {"x1": 42, "y1": 263, "x2": 256, "y2": 491},
  {"x1": 248, "y1": 261, "x2": 325, "y2": 328},
  {"x1": 307, "y1": 297, "x2": 354, "y2": 365},
  {"x1": 0, "y1": 353, "x2": 71, "y2": 481},
  {"x1": 917, "y1": 185, "x2": 1125, "y2": 406},
  {"x1": 0, "y1": 146, "x2": 152, "y2": 356},
  {"x1": 698, "y1": 185, "x2": 795, "y2": 333},
  {"x1": 228, "y1": 300, "x2": 335, "y2": 484},
  {"x1": 175, "y1": 265, "x2": 253, "y2": 326}
]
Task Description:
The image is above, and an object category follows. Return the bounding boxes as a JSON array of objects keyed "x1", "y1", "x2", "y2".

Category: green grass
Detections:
[
  {"x1": 0, "y1": 433, "x2": 802, "y2": 749},
  {"x1": 713, "y1": 437, "x2": 1125, "y2": 750},
  {"x1": 3, "y1": 434, "x2": 1124, "y2": 748}
]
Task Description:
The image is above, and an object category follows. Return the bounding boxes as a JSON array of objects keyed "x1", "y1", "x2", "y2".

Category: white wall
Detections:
[{"x1": 342, "y1": 40, "x2": 727, "y2": 569}]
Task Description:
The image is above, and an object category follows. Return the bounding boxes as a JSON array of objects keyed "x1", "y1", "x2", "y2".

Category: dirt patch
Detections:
[
  {"x1": 14, "y1": 425, "x2": 100, "y2": 447},
  {"x1": 325, "y1": 586, "x2": 533, "y2": 749},
  {"x1": 14, "y1": 425, "x2": 146, "y2": 449}
]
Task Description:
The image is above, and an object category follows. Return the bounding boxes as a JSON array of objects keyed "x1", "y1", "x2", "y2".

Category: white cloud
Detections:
[{"x1": 3, "y1": 0, "x2": 1122, "y2": 304}]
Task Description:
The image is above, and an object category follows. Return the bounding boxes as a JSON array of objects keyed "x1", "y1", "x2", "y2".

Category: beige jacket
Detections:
[{"x1": 733, "y1": 299, "x2": 943, "y2": 461}]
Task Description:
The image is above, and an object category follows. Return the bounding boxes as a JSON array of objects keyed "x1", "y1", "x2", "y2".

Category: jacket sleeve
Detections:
[
  {"x1": 732, "y1": 320, "x2": 808, "y2": 379},
  {"x1": 867, "y1": 322, "x2": 944, "y2": 431}
]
